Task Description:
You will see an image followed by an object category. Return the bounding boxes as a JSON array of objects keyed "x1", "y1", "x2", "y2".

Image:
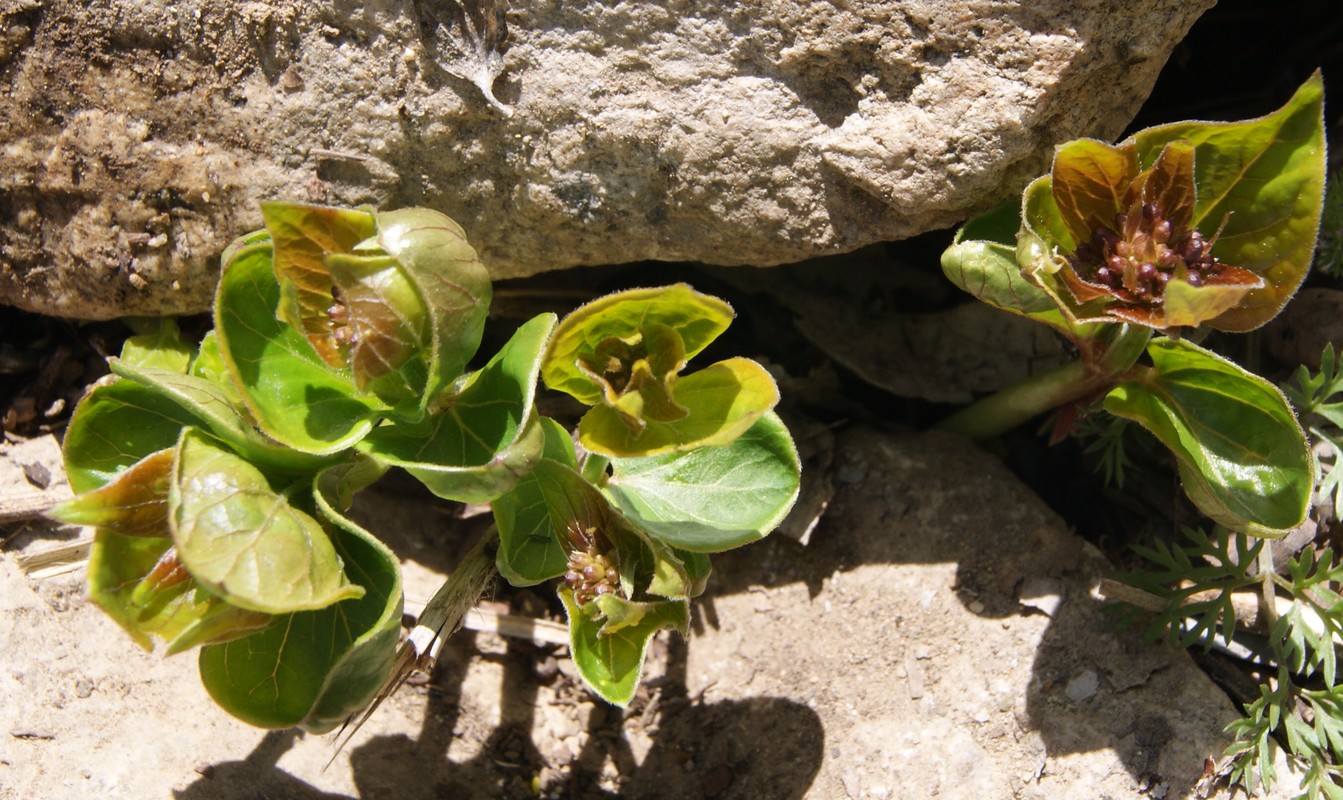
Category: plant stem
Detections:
[
  {"x1": 1258, "y1": 544, "x2": 1279, "y2": 632},
  {"x1": 936, "y1": 323, "x2": 1151, "y2": 441}
]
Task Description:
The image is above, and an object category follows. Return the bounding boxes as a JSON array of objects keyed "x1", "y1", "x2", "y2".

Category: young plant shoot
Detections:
[
  {"x1": 943, "y1": 73, "x2": 1339, "y2": 797},
  {"x1": 940, "y1": 72, "x2": 1325, "y2": 536},
  {"x1": 50, "y1": 202, "x2": 800, "y2": 730}
]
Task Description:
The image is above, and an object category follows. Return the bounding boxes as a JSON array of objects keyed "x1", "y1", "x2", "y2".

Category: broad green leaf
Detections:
[
  {"x1": 1160, "y1": 273, "x2": 1264, "y2": 330},
  {"x1": 86, "y1": 530, "x2": 270, "y2": 653},
  {"x1": 1022, "y1": 174, "x2": 1076, "y2": 253},
  {"x1": 170, "y1": 430, "x2": 363, "y2": 613},
  {"x1": 198, "y1": 500, "x2": 402, "y2": 730},
  {"x1": 1050, "y1": 138, "x2": 1138, "y2": 244},
  {"x1": 108, "y1": 359, "x2": 332, "y2": 473},
  {"x1": 48, "y1": 449, "x2": 173, "y2": 537},
  {"x1": 579, "y1": 357, "x2": 779, "y2": 457},
  {"x1": 299, "y1": 469, "x2": 404, "y2": 733},
  {"x1": 1129, "y1": 73, "x2": 1326, "y2": 331},
  {"x1": 941, "y1": 236, "x2": 1077, "y2": 336},
  {"x1": 358, "y1": 313, "x2": 556, "y2": 503},
  {"x1": 560, "y1": 588, "x2": 688, "y2": 706},
  {"x1": 497, "y1": 455, "x2": 613, "y2": 587},
  {"x1": 492, "y1": 418, "x2": 579, "y2": 587},
  {"x1": 1104, "y1": 338, "x2": 1312, "y2": 531},
  {"x1": 119, "y1": 318, "x2": 194, "y2": 374},
  {"x1": 375, "y1": 207, "x2": 493, "y2": 412},
  {"x1": 189, "y1": 332, "x2": 240, "y2": 402},
  {"x1": 215, "y1": 234, "x2": 381, "y2": 455},
  {"x1": 543, "y1": 284, "x2": 734, "y2": 406},
  {"x1": 603, "y1": 412, "x2": 800, "y2": 552},
  {"x1": 61, "y1": 379, "x2": 205, "y2": 494},
  {"x1": 260, "y1": 202, "x2": 380, "y2": 368}
]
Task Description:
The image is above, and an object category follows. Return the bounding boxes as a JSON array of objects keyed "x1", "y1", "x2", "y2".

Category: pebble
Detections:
[{"x1": 1065, "y1": 670, "x2": 1099, "y2": 702}]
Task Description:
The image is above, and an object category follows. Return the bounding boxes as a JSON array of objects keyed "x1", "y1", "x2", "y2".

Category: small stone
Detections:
[
  {"x1": 75, "y1": 678, "x2": 94, "y2": 699},
  {"x1": 1065, "y1": 670, "x2": 1099, "y2": 702}
]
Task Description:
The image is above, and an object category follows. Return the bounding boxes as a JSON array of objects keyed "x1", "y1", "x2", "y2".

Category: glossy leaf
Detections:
[
  {"x1": 578, "y1": 357, "x2": 779, "y2": 457},
  {"x1": 543, "y1": 284, "x2": 734, "y2": 407},
  {"x1": 260, "y1": 203, "x2": 380, "y2": 368},
  {"x1": 497, "y1": 455, "x2": 614, "y2": 587},
  {"x1": 603, "y1": 412, "x2": 800, "y2": 552},
  {"x1": 1130, "y1": 73, "x2": 1326, "y2": 330},
  {"x1": 61, "y1": 379, "x2": 204, "y2": 494},
  {"x1": 1049, "y1": 139, "x2": 1139, "y2": 246},
  {"x1": 375, "y1": 207, "x2": 493, "y2": 413},
  {"x1": 119, "y1": 318, "x2": 194, "y2": 374},
  {"x1": 358, "y1": 313, "x2": 555, "y2": 503},
  {"x1": 86, "y1": 530, "x2": 270, "y2": 653},
  {"x1": 492, "y1": 418, "x2": 578, "y2": 587},
  {"x1": 199, "y1": 490, "x2": 402, "y2": 731},
  {"x1": 324, "y1": 251, "x2": 429, "y2": 401},
  {"x1": 300, "y1": 469, "x2": 405, "y2": 732},
  {"x1": 1105, "y1": 338, "x2": 1313, "y2": 531},
  {"x1": 108, "y1": 358, "x2": 332, "y2": 473},
  {"x1": 48, "y1": 449, "x2": 174, "y2": 538},
  {"x1": 941, "y1": 228, "x2": 1081, "y2": 340},
  {"x1": 215, "y1": 234, "x2": 382, "y2": 455},
  {"x1": 170, "y1": 430, "x2": 363, "y2": 614},
  {"x1": 560, "y1": 588, "x2": 689, "y2": 706}
]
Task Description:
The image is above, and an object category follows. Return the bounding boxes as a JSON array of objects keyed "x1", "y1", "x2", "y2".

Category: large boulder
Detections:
[{"x1": 0, "y1": 0, "x2": 1214, "y2": 318}]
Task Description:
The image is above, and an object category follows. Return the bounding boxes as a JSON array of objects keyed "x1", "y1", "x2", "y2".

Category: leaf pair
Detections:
[{"x1": 542, "y1": 284, "x2": 780, "y2": 457}]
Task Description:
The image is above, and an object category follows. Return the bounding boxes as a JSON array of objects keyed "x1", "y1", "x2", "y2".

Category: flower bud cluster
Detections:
[
  {"x1": 1070, "y1": 202, "x2": 1226, "y2": 302},
  {"x1": 562, "y1": 524, "x2": 623, "y2": 606}
]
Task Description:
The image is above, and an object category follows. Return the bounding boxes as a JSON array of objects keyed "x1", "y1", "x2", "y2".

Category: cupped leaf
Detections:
[
  {"x1": 492, "y1": 418, "x2": 579, "y2": 587},
  {"x1": 61, "y1": 378, "x2": 205, "y2": 494},
  {"x1": 108, "y1": 358, "x2": 333, "y2": 473},
  {"x1": 543, "y1": 284, "x2": 734, "y2": 406},
  {"x1": 259, "y1": 202, "x2": 380, "y2": 367},
  {"x1": 1104, "y1": 338, "x2": 1313, "y2": 531},
  {"x1": 198, "y1": 493, "x2": 402, "y2": 730},
  {"x1": 299, "y1": 469, "x2": 404, "y2": 733},
  {"x1": 1050, "y1": 138, "x2": 1139, "y2": 245},
  {"x1": 375, "y1": 207, "x2": 493, "y2": 411},
  {"x1": 603, "y1": 412, "x2": 800, "y2": 552},
  {"x1": 215, "y1": 233, "x2": 382, "y2": 455},
  {"x1": 942, "y1": 231, "x2": 1079, "y2": 339},
  {"x1": 358, "y1": 313, "x2": 555, "y2": 503},
  {"x1": 170, "y1": 429, "x2": 364, "y2": 614},
  {"x1": 560, "y1": 587, "x2": 689, "y2": 706},
  {"x1": 324, "y1": 250, "x2": 430, "y2": 403},
  {"x1": 49, "y1": 449, "x2": 174, "y2": 537},
  {"x1": 579, "y1": 357, "x2": 779, "y2": 457},
  {"x1": 86, "y1": 530, "x2": 270, "y2": 653},
  {"x1": 1129, "y1": 73, "x2": 1326, "y2": 331},
  {"x1": 119, "y1": 317, "x2": 195, "y2": 374}
]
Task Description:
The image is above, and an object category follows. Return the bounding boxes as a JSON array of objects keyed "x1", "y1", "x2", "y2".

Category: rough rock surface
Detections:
[
  {"x1": 0, "y1": 0, "x2": 1214, "y2": 318},
  {"x1": 1, "y1": 428, "x2": 1298, "y2": 798}
]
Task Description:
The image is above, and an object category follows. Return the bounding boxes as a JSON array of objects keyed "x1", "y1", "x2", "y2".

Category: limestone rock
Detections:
[{"x1": 0, "y1": 0, "x2": 1214, "y2": 318}]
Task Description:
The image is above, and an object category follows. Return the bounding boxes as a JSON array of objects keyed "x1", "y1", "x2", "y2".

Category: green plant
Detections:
[
  {"x1": 939, "y1": 72, "x2": 1326, "y2": 536},
  {"x1": 1121, "y1": 522, "x2": 1343, "y2": 800},
  {"x1": 1115, "y1": 346, "x2": 1343, "y2": 798},
  {"x1": 939, "y1": 72, "x2": 1336, "y2": 797},
  {"x1": 50, "y1": 202, "x2": 799, "y2": 730}
]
